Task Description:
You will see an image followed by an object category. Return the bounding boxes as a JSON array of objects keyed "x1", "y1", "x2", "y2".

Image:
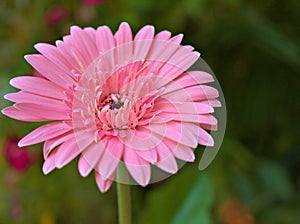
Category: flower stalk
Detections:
[{"x1": 117, "y1": 169, "x2": 131, "y2": 224}]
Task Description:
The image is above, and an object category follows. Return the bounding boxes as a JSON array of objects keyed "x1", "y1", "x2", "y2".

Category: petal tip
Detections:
[
  {"x1": 42, "y1": 160, "x2": 55, "y2": 175},
  {"x1": 70, "y1": 25, "x2": 82, "y2": 33},
  {"x1": 78, "y1": 157, "x2": 93, "y2": 177},
  {"x1": 42, "y1": 168, "x2": 52, "y2": 175},
  {"x1": 3, "y1": 93, "x2": 11, "y2": 101},
  {"x1": 24, "y1": 54, "x2": 30, "y2": 61},
  {"x1": 17, "y1": 141, "x2": 24, "y2": 148},
  {"x1": 95, "y1": 172, "x2": 113, "y2": 193},
  {"x1": 194, "y1": 51, "x2": 201, "y2": 58},
  {"x1": 120, "y1": 21, "x2": 130, "y2": 27},
  {"x1": 8, "y1": 78, "x2": 16, "y2": 87},
  {"x1": 34, "y1": 43, "x2": 43, "y2": 49},
  {"x1": 79, "y1": 170, "x2": 89, "y2": 178},
  {"x1": 1, "y1": 108, "x2": 7, "y2": 115}
]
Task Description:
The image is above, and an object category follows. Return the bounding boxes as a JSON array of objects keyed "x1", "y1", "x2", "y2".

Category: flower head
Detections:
[{"x1": 2, "y1": 23, "x2": 220, "y2": 192}]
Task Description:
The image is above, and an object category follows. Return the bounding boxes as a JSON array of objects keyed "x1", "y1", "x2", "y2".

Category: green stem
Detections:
[{"x1": 117, "y1": 170, "x2": 131, "y2": 224}]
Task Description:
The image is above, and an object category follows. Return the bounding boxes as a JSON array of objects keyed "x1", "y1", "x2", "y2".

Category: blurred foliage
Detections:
[{"x1": 0, "y1": 0, "x2": 299, "y2": 223}]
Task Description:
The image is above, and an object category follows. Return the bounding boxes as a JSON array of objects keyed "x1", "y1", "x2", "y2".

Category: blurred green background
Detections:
[{"x1": 0, "y1": 0, "x2": 299, "y2": 223}]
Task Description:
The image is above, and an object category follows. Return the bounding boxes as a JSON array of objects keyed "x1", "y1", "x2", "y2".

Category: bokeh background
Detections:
[{"x1": 0, "y1": 0, "x2": 299, "y2": 223}]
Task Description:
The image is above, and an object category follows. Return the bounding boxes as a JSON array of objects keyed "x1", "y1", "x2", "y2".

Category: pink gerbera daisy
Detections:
[{"x1": 2, "y1": 22, "x2": 220, "y2": 192}]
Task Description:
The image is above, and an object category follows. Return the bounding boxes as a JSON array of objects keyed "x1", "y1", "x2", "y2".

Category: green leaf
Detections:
[
  {"x1": 244, "y1": 10, "x2": 300, "y2": 73},
  {"x1": 172, "y1": 173, "x2": 213, "y2": 224},
  {"x1": 138, "y1": 164, "x2": 200, "y2": 224},
  {"x1": 257, "y1": 160, "x2": 293, "y2": 199}
]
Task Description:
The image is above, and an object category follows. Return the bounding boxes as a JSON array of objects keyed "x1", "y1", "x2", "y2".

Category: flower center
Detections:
[
  {"x1": 96, "y1": 93, "x2": 131, "y2": 132},
  {"x1": 94, "y1": 90, "x2": 158, "y2": 137},
  {"x1": 101, "y1": 93, "x2": 126, "y2": 110}
]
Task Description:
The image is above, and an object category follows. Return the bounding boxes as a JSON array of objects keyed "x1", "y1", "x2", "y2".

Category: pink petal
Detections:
[
  {"x1": 154, "y1": 99, "x2": 214, "y2": 114},
  {"x1": 95, "y1": 171, "x2": 114, "y2": 193},
  {"x1": 145, "y1": 31, "x2": 176, "y2": 73},
  {"x1": 96, "y1": 25, "x2": 115, "y2": 52},
  {"x1": 187, "y1": 85, "x2": 219, "y2": 101},
  {"x1": 34, "y1": 43, "x2": 73, "y2": 75},
  {"x1": 134, "y1": 38, "x2": 153, "y2": 61},
  {"x1": 9, "y1": 76, "x2": 67, "y2": 100},
  {"x1": 162, "y1": 85, "x2": 219, "y2": 102},
  {"x1": 115, "y1": 22, "x2": 133, "y2": 45},
  {"x1": 73, "y1": 129, "x2": 97, "y2": 152},
  {"x1": 134, "y1": 25, "x2": 154, "y2": 60},
  {"x1": 18, "y1": 122, "x2": 72, "y2": 147},
  {"x1": 123, "y1": 147, "x2": 151, "y2": 186},
  {"x1": 70, "y1": 26, "x2": 98, "y2": 64},
  {"x1": 171, "y1": 71, "x2": 214, "y2": 90},
  {"x1": 84, "y1": 27, "x2": 97, "y2": 41},
  {"x1": 159, "y1": 78, "x2": 193, "y2": 94},
  {"x1": 114, "y1": 23, "x2": 133, "y2": 66},
  {"x1": 62, "y1": 34, "x2": 91, "y2": 71},
  {"x1": 172, "y1": 146, "x2": 195, "y2": 162},
  {"x1": 155, "y1": 30, "x2": 171, "y2": 40},
  {"x1": 198, "y1": 128, "x2": 214, "y2": 146},
  {"x1": 158, "y1": 112, "x2": 217, "y2": 125},
  {"x1": 1, "y1": 106, "x2": 46, "y2": 122},
  {"x1": 202, "y1": 99, "x2": 222, "y2": 107},
  {"x1": 98, "y1": 43, "x2": 116, "y2": 74},
  {"x1": 5, "y1": 92, "x2": 69, "y2": 112},
  {"x1": 79, "y1": 141, "x2": 106, "y2": 177},
  {"x1": 146, "y1": 39, "x2": 178, "y2": 64},
  {"x1": 55, "y1": 138, "x2": 81, "y2": 168},
  {"x1": 158, "y1": 49, "x2": 200, "y2": 80},
  {"x1": 134, "y1": 25, "x2": 155, "y2": 41},
  {"x1": 186, "y1": 71, "x2": 215, "y2": 84},
  {"x1": 182, "y1": 45, "x2": 195, "y2": 51},
  {"x1": 42, "y1": 150, "x2": 57, "y2": 174},
  {"x1": 164, "y1": 139, "x2": 195, "y2": 162},
  {"x1": 147, "y1": 121, "x2": 199, "y2": 148},
  {"x1": 155, "y1": 142, "x2": 178, "y2": 174},
  {"x1": 151, "y1": 50, "x2": 200, "y2": 89},
  {"x1": 197, "y1": 114, "x2": 218, "y2": 125},
  {"x1": 97, "y1": 137, "x2": 123, "y2": 179},
  {"x1": 122, "y1": 127, "x2": 163, "y2": 151},
  {"x1": 25, "y1": 54, "x2": 76, "y2": 89},
  {"x1": 14, "y1": 103, "x2": 70, "y2": 121},
  {"x1": 201, "y1": 123, "x2": 218, "y2": 131},
  {"x1": 83, "y1": 27, "x2": 98, "y2": 60},
  {"x1": 52, "y1": 27, "x2": 98, "y2": 73},
  {"x1": 78, "y1": 155, "x2": 94, "y2": 177},
  {"x1": 170, "y1": 34, "x2": 183, "y2": 44},
  {"x1": 136, "y1": 148, "x2": 157, "y2": 163},
  {"x1": 55, "y1": 39, "x2": 86, "y2": 73},
  {"x1": 43, "y1": 132, "x2": 74, "y2": 159}
]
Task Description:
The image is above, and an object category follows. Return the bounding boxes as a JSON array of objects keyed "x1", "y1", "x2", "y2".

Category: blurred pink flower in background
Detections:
[
  {"x1": 2, "y1": 22, "x2": 220, "y2": 192},
  {"x1": 82, "y1": 0, "x2": 109, "y2": 6},
  {"x1": 2, "y1": 136, "x2": 39, "y2": 220},
  {"x1": 3, "y1": 136, "x2": 33, "y2": 173},
  {"x1": 45, "y1": 6, "x2": 69, "y2": 28}
]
